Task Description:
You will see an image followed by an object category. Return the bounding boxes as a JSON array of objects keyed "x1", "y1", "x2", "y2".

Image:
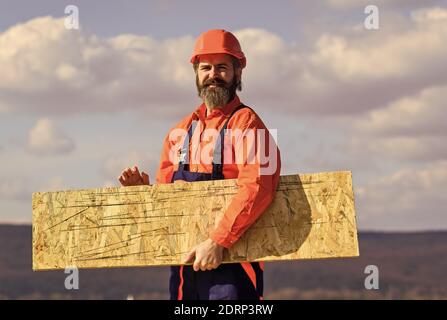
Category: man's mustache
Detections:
[{"x1": 203, "y1": 78, "x2": 227, "y2": 87}]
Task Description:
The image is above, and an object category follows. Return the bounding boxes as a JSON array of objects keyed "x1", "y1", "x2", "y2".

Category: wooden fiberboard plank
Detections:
[{"x1": 32, "y1": 171, "x2": 359, "y2": 270}]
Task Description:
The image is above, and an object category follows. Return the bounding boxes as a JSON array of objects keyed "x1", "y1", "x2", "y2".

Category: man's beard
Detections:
[{"x1": 196, "y1": 75, "x2": 241, "y2": 108}]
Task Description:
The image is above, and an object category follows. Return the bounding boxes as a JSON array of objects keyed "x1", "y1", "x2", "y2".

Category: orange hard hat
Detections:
[{"x1": 190, "y1": 29, "x2": 246, "y2": 68}]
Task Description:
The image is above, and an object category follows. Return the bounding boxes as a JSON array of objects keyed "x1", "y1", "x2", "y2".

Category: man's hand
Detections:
[
  {"x1": 118, "y1": 166, "x2": 150, "y2": 186},
  {"x1": 183, "y1": 238, "x2": 225, "y2": 272}
]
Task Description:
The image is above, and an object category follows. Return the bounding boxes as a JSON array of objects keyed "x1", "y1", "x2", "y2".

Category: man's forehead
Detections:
[{"x1": 198, "y1": 53, "x2": 233, "y2": 66}]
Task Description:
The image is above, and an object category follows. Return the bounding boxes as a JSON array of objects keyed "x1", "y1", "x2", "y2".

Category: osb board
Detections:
[{"x1": 32, "y1": 171, "x2": 359, "y2": 270}]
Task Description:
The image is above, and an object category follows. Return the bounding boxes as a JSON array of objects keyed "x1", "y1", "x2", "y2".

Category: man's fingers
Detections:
[
  {"x1": 141, "y1": 172, "x2": 150, "y2": 185},
  {"x1": 126, "y1": 167, "x2": 134, "y2": 177},
  {"x1": 131, "y1": 166, "x2": 143, "y2": 184},
  {"x1": 118, "y1": 175, "x2": 126, "y2": 186},
  {"x1": 120, "y1": 167, "x2": 142, "y2": 184},
  {"x1": 132, "y1": 166, "x2": 141, "y2": 177},
  {"x1": 200, "y1": 261, "x2": 208, "y2": 272},
  {"x1": 183, "y1": 249, "x2": 196, "y2": 264},
  {"x1": 193, "y1": 259, "x2": 200, "y2": 272}
]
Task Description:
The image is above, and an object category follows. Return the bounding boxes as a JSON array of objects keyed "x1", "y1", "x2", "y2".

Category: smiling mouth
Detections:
[{"x1": 206, "y1": 83, "x2": 224, "y2": 88}]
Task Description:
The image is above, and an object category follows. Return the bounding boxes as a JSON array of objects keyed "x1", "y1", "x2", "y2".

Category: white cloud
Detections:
[
  {"x1": 235, "y1": 7, "x2": 447, "y2": 117},
  {"x1": 294, "y1": 7, "x2": 447, "y2": 114},
  {"x1": 27, "y1": 118, "x2": 75, "y2": 155},
  {"x1": 347, "y1": 135, "x2": 447, "y2": 164},
  {"x1": 315, "y1": 8, "x2": 447, "y2": 80},
  {"x1": 0, "y1": 16, "x2": 195, "y2": 118},
  {"x1": 340, "y1": 84, "x2": 447, "y2": 165},
  {"x1": 357, "y1": 85, "x2": 447, "y2": 137},
  {"x1": 356, "y1": 160, "x2": 447, "y2": 230},
  {"x1": 1, "y1": 9, "x2": 446, "y2": 119},
  {"x1": 412, "y1": 6, "x2": 447, "y2": 21}
]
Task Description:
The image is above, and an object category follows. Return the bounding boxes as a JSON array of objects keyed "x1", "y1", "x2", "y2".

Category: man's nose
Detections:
[{"x1": 210, "y1": 66, "x2": 220, "y2": 77}]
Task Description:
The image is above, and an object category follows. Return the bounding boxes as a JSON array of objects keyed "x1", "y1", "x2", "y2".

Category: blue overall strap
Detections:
[
  {"x1": 211, "y1": 104, "x2": 251, "y2": 179},
  {"x1": 178, "y1": 120, "x2": 198, "y2": 171}
]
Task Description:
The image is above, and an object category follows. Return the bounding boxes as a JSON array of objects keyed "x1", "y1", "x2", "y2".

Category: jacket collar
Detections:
[{"x1": 192, "y1": 95, "x2": 241, "y2": 121}]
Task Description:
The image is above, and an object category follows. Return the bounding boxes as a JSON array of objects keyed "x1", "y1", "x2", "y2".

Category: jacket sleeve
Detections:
[{"x1": 209, "y1": 111, "x2": 281, "y2": 248}]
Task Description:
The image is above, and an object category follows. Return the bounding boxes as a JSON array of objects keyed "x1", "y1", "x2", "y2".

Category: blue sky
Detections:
[{"x1": 1, "y1": 0, "x2": 447, "y2": 230}]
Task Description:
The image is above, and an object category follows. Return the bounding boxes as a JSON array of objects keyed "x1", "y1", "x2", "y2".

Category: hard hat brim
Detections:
[{"x1": 190, "y1": 51, "x2": 246, "y2": 68}]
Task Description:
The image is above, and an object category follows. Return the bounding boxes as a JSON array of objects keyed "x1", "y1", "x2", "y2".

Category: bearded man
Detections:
[{"x1": 118, "y1": 29, "x2": 281, "y2": 300}]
